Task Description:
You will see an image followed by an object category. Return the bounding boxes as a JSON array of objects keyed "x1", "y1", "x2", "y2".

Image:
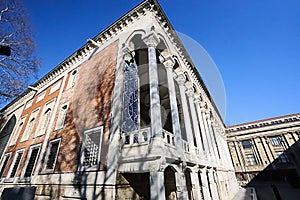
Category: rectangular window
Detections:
[
  {"x1": 44, "y1": 139, "x2": 60, "y2": 171},
  {"x1": 23, "y1": 145, "x2": 40, "y2": 177},
  {"x1": 0, "y1": 153, "x2": 11, "y2": 178},
  {"x1": 9, "y1": 150, "x2": 24, "y2": 178},
  {"x1": 242, "y1": 140, "x2": 251, "y2": 149},
  {"x1": 36, "y1": 91, "x2": 46, "y2": 102},
  {"x1": 245, "y1": 153, "x2": 257, "y2": 166},
  {"x1": 80, "y1": 126, "x2": 103, "y2": 170},
  {"x1": 49, "y1": 80, "x2": 62, "y2": 94},
  {"x1": 269, "y1": 136, "x2": 281, "y2": 146}
]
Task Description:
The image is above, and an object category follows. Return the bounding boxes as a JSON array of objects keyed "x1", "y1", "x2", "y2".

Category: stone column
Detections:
[
  {"x1": 251, "y1": 138, "x2": 263, "y2": 165},
  {"x1": 175, "y1": 171, "x2": 188, "y2": 200},
  {"x1": 207, "y1": 169, "x2": 220, "y2": 200},
  {"x1": 233, "y1": 139, "x2": 246, "y2": 171},
  {"x1": 205, "y1": 111, "x2": 217, "y2": 161},
  {"x1": 222, "y1": 137, "x2": 233, "y2": 168},
  {"x1": 261, "y1": 137, "x2": 275, "y2": 161},
  {"x1": 210, "y1": 120, "x2": 221, "y2": 160},
  {"x1": 195, "y1": 99, "x2": 209, "y2": 153},
  {"x1": 187, "y1": 87, "x2": 203, "y2": 154},
  {"x1": 190, "y1": 171, "x2": 202, "y2": 200},
  {"x1": 255, "y1": 137, "x2": 270, "y2": 166},
  {"x1": 150, "y1": 171, "x2": 166, "y2": 200},
  {"x1": 200, "y1": 103, "x2": 213, "y2": 157},
  {"x1": 143, "y1": 32, "x2": 162, "y2": 139},
  {"x1": 199, "y1": 168, "x2": 211, "y2": 200},
  {"x1": 176, "y1": 74, "x2": 194, "y2": 149},
  {"x1": 163, "y1": 55, "x2": 182, "y2": 151}
]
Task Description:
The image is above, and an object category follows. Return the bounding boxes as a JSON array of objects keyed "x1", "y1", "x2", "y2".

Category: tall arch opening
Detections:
[
  {"x1": 0, "y1": 115, "x2": 16, "y2": 156},
  {"x1": 164, "y1": 166, "x2": 177, "y2": 199}
]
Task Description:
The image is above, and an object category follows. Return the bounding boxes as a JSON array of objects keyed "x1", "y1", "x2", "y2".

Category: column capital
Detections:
[
  {"x1": 198, "y1": 167, "x2": 207, "y2": 173},
  {"x1": 194, "y1": 96, "x2": 201, "y2": 103},
  {"x1": 176, "y1": 73, "x2": 187, "y2": 85},
  {"x1": 186, "y1": 85, "x2": 195, "y2": 98},
  {"x1": 142, "y1": 31, "x2": 160, "y2": 48},
  {"x1": 122, "y1": 47, "x2": 135, "y2": 63},
  {"x1": 163, "y1": 55, "x2": 175, "y2": 69}
]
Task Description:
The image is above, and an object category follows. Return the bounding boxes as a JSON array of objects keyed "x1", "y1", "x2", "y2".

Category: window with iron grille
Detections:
[
  {"x1": 9, "y1": 151, "x2": 23, "y2": 178},
  {"x1": 0, "y1": 154, "x2": 11, "y2": 178},
  {"x1": 269, "y1": 136, "x2": 281, "y2": 146},
  {"x1": 24, "y1": 146, "x2": 40, "y2": 177},
  {"x1": 45, "y1": 140, "x2": 60, "y2": 171},
  {"x1": 80, "y1": 126, "x2": 103, "y2": 170}
]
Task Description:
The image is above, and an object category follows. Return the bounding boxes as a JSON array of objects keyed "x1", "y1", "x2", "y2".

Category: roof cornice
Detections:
[{"x1": 1, "y1": 0, "x2": 224, "y2": 124}]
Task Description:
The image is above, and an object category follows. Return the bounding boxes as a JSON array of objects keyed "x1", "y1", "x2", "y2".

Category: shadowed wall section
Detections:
[{"x1": 55, "y1": 41, "x2": 119, "y2": 172}]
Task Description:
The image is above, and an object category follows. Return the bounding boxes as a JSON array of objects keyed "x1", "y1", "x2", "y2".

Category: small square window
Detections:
[{"x1": 242, "y1": 140, "x2": 251, "y2": 149}]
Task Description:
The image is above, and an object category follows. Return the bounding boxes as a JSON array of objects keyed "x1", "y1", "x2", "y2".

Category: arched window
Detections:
[
  {"x1": 0, "y1": 115, "x2": 16, "y2": 156},
  {"x1": 9, "y1": 121, "x2": 24, "y2": 145},
  {"x1": 121, "y1": 61, "x2": 139, "y2": 132},
  {"x1": 121, "y1": 34, "x2": 150, "y2": 133},
  {"x1": 38, "y1": 108, "x2": 52, "y2": 136},
  {"x1": 55, "y1": 104, "x2": 69, "y2": 130},
  {"x1": 21, "y1": 117, "x2": 35, "y2": 142},
  {"x1": 67, "y1": 69, "x2": 78, "y2": 89}
]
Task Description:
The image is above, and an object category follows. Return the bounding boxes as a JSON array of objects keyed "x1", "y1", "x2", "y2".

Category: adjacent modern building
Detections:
[
  {"x1": 227, "y1": 113, "x2": 300, "y2": 199},
  {"x1": 0, "y1": 0, "x2": 240, "y2": 199}
]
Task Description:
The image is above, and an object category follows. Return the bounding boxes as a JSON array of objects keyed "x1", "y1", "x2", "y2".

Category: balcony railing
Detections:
[
  {"x1": 162, "y1": 129, "x2": 175, "y2": 146},
  {"x1": 121, "y1": 127, "x2": 150, "y2": 146},
  {"x1": 183, "y1": 140, "x2": 190, "y2": 153}
]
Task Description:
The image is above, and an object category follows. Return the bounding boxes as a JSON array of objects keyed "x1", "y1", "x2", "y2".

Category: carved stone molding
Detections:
[{"x1": 142, "y1": 31, "x2": 160, "y2": 48}]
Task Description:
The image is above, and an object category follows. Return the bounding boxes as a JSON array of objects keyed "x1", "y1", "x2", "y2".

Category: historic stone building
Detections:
[
  {"x1": 226, "y1": 113, "x2": 300, "y2": 199},
  {"x1": 0, "y1": 0, "x2": 239, "y2": 199}
]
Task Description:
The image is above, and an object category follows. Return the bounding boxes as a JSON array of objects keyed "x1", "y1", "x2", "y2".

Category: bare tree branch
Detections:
[
  {"x1": 0, "y1": 7, "x2": 8, "y2": 21},
  {"x1": 0, "y1": 0, "x2": 39, "y2": 106}
]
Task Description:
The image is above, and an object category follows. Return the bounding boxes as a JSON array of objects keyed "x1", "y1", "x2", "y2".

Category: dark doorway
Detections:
[
  {"x1": 164, "y1": 166, "x2": 177, "y2": 200},
  {"x1": 185, "y1": 169, "x2": 193, "y2": 200},
  {"x1": 116, "y1": 172, "x2": 150, "y2": 200}
]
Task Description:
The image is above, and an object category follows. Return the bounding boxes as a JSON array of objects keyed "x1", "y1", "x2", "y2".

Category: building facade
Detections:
[
  {"x1": 226, "y1": 113, "x2": 300, "y2": 199},
  {"x1": 0, "y1": 0, "x2": 239, "y2": 199}
]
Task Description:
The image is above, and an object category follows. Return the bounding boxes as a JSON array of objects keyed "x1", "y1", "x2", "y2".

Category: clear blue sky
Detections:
[{"x1": 22, "y1": 0, "x2": 300, "y2": 125}]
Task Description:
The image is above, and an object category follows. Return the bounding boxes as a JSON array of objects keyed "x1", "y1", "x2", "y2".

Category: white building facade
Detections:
[{"x1": 0, "y1": 1, "x2": 239, "y2": 199}]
